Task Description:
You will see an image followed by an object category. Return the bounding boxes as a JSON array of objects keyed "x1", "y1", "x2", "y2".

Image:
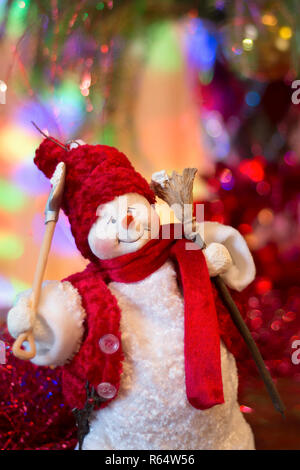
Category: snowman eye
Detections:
[{"x1": 108, "y1": 217, "x2": 117, "y2": 224}]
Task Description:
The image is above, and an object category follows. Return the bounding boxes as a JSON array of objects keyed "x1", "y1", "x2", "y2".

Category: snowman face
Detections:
[{"x1": 88, "y1": 193, "x2": 160, "y2": 259}]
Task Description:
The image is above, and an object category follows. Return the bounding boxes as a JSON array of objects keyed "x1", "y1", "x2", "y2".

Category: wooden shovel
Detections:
[{"x1": 12, "y1": 162, "x2": 66, "y2": 360}]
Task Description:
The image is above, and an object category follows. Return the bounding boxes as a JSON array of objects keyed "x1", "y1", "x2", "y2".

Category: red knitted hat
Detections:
[{"x1": 34, "y1": 138, "x2": 156, "y2": 260}]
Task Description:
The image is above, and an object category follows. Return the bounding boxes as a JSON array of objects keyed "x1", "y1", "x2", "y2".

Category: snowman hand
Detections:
[
  {"x1": 7, "y1": 291, "x2": 35, "y2": 339},
  {"x1": 203, "y1": 242, "x2": 233, "y2": 278},
  {"x1": 7, "y1": 281, "x2": 86, "y2": 366}
]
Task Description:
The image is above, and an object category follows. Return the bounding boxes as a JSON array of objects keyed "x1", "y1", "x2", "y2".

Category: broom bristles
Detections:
[{"x1": 151, "y1": 168, "x2": 198, "y2": 222}]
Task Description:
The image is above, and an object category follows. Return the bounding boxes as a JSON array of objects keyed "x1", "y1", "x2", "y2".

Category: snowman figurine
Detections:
[{"x1": 7, "y1": 138, "x2": 256, "y2": 450}]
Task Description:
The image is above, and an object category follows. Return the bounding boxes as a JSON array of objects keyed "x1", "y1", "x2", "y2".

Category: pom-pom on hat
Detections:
[{"x1": 34, "y1": 138, "x2": 156, "y2": 260}]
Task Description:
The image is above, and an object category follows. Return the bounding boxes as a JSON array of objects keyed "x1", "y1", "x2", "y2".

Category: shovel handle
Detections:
[
  {"x1": 12, "y1": 221, "x2": 56, "y2": 360},
  {"x1": 12, "y1": 330, "x2": 36, "y2": 360}
]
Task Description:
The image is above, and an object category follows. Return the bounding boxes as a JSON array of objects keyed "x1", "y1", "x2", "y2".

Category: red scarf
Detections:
[{"x1": 62, "y1": 224, "x2": 224, "y2": 410}]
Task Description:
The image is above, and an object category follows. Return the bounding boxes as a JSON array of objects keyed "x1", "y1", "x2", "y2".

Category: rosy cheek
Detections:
[{"x1": 94, "y1": 238, "x2": 116, "y2": 256}]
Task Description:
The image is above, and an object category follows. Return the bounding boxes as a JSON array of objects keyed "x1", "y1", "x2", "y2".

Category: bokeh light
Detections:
[
  {"x1": 0, "y1": 179, "x2": 27, "y2": 212},
  {"x1": 245, "y1": 91, "x2": 261, "y2": 107},
  {"x1": 0, "y1": 231, "x2": 24, "y2": 260}
]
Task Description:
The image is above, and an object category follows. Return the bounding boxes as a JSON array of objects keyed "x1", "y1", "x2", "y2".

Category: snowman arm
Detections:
[
  {"x1": 198, "y1": 221, "x2": 256, "y2": 291},
  {"x1": 7, "y1": 280, "x2": 86, "y2": 366}
]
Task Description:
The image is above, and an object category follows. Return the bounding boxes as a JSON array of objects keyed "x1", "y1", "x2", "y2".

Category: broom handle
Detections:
[
  {"x1": 12, "y1": 221, "x2": 56, "y2": 360},
  {"x1": 212, "y1": 274, "x2": 285, "y2": 417},
  {"x1": 190, "y1": 221, "x2": 285, "y2": 416}
]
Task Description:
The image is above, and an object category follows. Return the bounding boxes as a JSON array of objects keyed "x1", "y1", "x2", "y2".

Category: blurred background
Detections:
[{"x1": 0, "y1": 0, "x2": 299, "y2": 449}]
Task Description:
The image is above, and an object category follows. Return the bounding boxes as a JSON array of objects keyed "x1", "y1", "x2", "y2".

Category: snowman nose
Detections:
[{"x1": 122, "y1": 214, "x2": 135, "y2": 229}]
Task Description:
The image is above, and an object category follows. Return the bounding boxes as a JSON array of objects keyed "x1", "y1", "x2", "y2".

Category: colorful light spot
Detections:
[
  {"x1": 0, "y1": 125, "x2": 39, "y2": 162},
  {"x1": 0, "y1": 232, "x2": 24, "y2": 259},
  {"x1": 282, "y1": 311, "x2": 296, "y2": 322},
  {"x1": 250, "y1": 317, "x2": 263, "y2": 330},
  {"x1": 146, "y1": 22, "x2": 184, "y2": 72},
  {"x1": 206, "y1": 115, "x2": 223, "y2": 138},
  {"x1": 80, "y1": 73, "x2": 91, "y2": 91},
  {"x1": 219, "y1": 168, "x2": 234, "y2": 190},
  {"x1": 0, "y1": 1, "x2": 7, "y2": 22},
  {"x1": 271, "y1": 320, "x2": 282, "y2": 331},
  {"x1": 256, "y1": 181, "x2": 271, "y2": 195},
  {"x1": 245, "y1": 91, "x2": 261, "y2": 107},
  {"x1": 240, "y1": 405, "x2": 253, "y2": 414},
  {"x1": 275, "y1": 37, "x2": 290, "y2": 51},
  {"x1": 284, "y1": 151, "x2": 297, "y2": 166},
  {"x1": 232, "y1": 45, "x2": 243, "y2": 56},
  {"x1": 0, "y1": 80, "x2": 7, "y2": 93},
  {"x1": 39, "y1": 79, "x2": 85, "y2": 135},
  {"x1": 81, "y1": 88, "x2": 89, "y2": 97},
  {"x1": 0, "y1": 276, "x2": 15, "y2": 308},
  {"x1": 10, "y1": 277, "x2": 30, "y2": 298},
  {"x1": 239, "y1": 159, "x2": 264, "y2": 182},
  {"x1": 279, "y1": 26, "x2": 292, "y2": 40},
  {"x1": 12, "y1": 163, "x2": 49, "y2": 196},
  {"x1": 101, "y1": 124, "x2": 116, "y2": 146},
  {"x1": 242, "y1": 38, "x2": 253, "y2": 51},
  {"x1": 247, "y1": 309, "x2": 262, "y2": 319},
  {"x1": 185, "y1": 18, "x2": 218, "y2": 71},
  {"x1": 220, "y1": 168, "x2": 232, "y2": 183},
  {"x1": 199, "y1": 69, "x2": 214, "y2": 85},
  {"x1": 248, "y1": 296, "x2": 259, "y2": 308},
  {"x1": 32, "y1": 213, "x2": 78, "y2": 257},
  {"x1": 256, "y1": 278, "x2": 272, "y2": 294},
  {"x1": 261, "y1": 13, "x2": 277, "y2": 26},
  {"x1": 0, "y1": 179, "x2": 27, "y2": 211},
  {"x1": 238, "y1": 223, "x2": 252, "y2": 235},
  {"x1": 6, "y1": 0, "x2": 30, "y2": 37},
  {"x1": 100, "y1": 44, "x2": 109, "y2": 53},
  {"x1": 245, "y1": 24, "x2": 258, "y2": 40},
  {"x1": 257, "y1": 208, "x2": 274, "y2": 226}
]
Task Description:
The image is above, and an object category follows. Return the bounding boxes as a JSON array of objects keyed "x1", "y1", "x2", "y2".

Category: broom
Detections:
[{"x1": 151, "y1": 168, "x2": 285, "y2": 417}]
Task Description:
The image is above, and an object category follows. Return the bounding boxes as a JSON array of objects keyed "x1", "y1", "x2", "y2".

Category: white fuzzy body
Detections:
[{"x1": 83, "y1": 260, "x2": 254, "y2": 450}]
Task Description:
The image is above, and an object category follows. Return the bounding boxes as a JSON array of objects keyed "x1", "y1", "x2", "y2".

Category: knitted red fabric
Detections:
[
  {"x1": 62, "y1": 263, "x2": 124, "y2": 410},
  {"x1": 62, "y1": 225, "x2": 225, "y2": 411},
  {"x1": 34, "y1": 138, "x2": 156, "y2": 260}
]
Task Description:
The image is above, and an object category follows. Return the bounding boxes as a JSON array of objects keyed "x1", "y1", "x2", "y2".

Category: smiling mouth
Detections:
[
  {"x1": 117, "y1": 227, "x2": 150, "y2": 244},
  {"x1": 118, "y1": 236, "x2": 142, "y2": 244}
]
